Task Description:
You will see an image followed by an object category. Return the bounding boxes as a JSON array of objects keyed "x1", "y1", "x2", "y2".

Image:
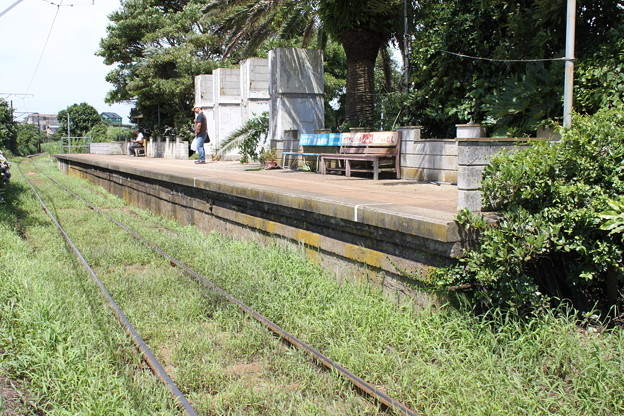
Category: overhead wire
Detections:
[
  {"x1": 26, "y1": 0, "x2": 63, "y2": 94},
  {"x1": 25, "y1": 0, "x2": 96, "y2": 94},
  {"x1": 440, "y1": 49, "x2": 573, "y2": 63}
]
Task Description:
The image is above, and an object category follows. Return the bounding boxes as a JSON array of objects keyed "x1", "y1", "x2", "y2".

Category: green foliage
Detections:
[
  {"x1": 57, "y1": 103, "x2": 102, "y2": 137},
  {"x1": 202, "y1": 0, "x2": 322, "y2": 59},
  {"x1": 483, "y1": 64, "x2": 562, "y2": 137},
  {"x1": 317, "y1": 0, "x2": 402, "y2": 43},
  {"x1": 576, "y1": 26, "x2": 624, "y2": 113},
  {"x1": 258, "y1": 147, "x2": 278, "y2": 163},
  {"x1": 407, "y1": 0, "x2": 624, "y2": 137},
  {"x1": 98, "y1": 0, "x2": 222, "y2": 132},
  {"x1": 15, "y1": 124, "x2": 41, "y2": 156},
  {"x1": 600, "y1": 196, "x2": 624, "y2": 241},
  {"x1": 218, "y1": 112, "x2": 269, "y2": 162},
  {"x1": 435, "y1": 106, "x2": 624, "y2": 314},
  {"x1": 106, "y1": 126, "x2": 133, "y2": 141},
  {"x1": 86, "y1": 122, "x2": 109, "y2": 143},
  {"x1": 40, "y1": 140, "x2": 62, "y2": 155},
  {"x1": 0, "y1": 100, "x2": 17, "y2": 153}
]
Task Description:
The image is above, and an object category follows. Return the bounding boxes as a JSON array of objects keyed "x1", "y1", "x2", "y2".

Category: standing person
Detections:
[
  {"x1": 129, "y1": 129, "x2": 144, "y2": 156},
  {"x1": 193, "y1": 106, "x2": 209, "y2": 164}
]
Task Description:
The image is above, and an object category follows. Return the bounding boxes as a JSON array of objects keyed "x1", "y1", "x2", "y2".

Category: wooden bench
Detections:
[
  {"x1": 320, "y1": 131, "x2": 401, "y2": 180},
  {"x1": 128, "y1": 139, "x2": 146, "y2": 157},
  {"x1": 136, "y1": 139, "x2": 146, "y2": 157},
  {"x1": 281, "y1": 133, "x2": 341, "y2": 170}
]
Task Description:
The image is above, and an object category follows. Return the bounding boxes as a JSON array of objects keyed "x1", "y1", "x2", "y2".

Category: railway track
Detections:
[{"x1": 17, "y1": 157, "x2": 418, "y2": 416}]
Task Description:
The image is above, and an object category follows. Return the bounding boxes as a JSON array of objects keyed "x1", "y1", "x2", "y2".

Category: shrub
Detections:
[
  {"x1": 435, "y1": 106, "x2": 624, "y2": 315},
  {"x1": 217, "y1": 112, "x2": 269, "y2": 162}
]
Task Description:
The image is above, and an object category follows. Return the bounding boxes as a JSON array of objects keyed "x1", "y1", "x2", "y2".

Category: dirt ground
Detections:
[{"x1": 0, "y1": 374, "x2": 38, "y2": 416}]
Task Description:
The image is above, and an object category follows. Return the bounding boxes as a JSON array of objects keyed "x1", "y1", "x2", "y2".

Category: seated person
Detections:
[{"x1": 129, "y1": 129, "x2": 144, "y2": 156}]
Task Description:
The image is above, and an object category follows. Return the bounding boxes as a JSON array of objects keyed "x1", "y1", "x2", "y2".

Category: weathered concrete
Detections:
[
  {"x1": 457, "y1": 138, "x2": 539, "y2": 211},
  {"x1": 56, "y1": 154, "x2": 462, "y2": 307},
  {"x1": 268, "y1": 48, "x2": 324, "y2": 142}
]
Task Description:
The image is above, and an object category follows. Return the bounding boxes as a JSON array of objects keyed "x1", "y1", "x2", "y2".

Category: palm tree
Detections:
[
  {"x1": 202, "y1": 0, "x2": 403, "y2": 129},
  {"x1": 318, "y1": 0, "x2": 402, "y2": 128}
]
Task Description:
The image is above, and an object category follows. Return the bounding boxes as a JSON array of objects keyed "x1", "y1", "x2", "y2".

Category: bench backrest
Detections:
[
  {"x1": 340, "y1": 132, "x2": 400, "y2": 155},
  {"x1": 300, "y1": 133, "x2": 342, "y2": 146}
]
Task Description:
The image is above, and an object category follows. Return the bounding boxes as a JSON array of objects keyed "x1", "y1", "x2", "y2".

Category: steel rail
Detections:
[
  {"x1": 17, "y1": 162, "x2": 199, "y2": 416},
  {"x1": 33, "y1": 162, "x2": 419, "y2": 416}
]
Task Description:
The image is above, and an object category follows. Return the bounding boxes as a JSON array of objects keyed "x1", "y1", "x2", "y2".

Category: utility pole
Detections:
[
  {"x1": 403, "y1": 0, "x2": 410, "y2": 93},
  {"x1": 563, "y1": 0, "x2": 576, "y2": 128}
]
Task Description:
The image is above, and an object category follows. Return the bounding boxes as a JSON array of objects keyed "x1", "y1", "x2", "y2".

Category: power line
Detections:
[
  {"x1": 0, "y1": 0, "x2": 24, "y2": 18},
  {"x1": 441, "y1": 49, "x2": 572, "y2": 63},
  {"x1": 26, "y1": 1, "x2": 63, "y2": 94}
]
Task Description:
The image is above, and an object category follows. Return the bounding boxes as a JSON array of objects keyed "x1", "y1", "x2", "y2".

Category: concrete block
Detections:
[
  {"x1": 457, "y1": 165, "x2": 485, "y2": 190},
  {"x1": 402, "y1": 154, "x2": 457, "y2": 171},
  {"x1": 397, "y1": 126, "x2": 422, "y2": 142},
  {"x1": 270, "y1": 48, "x2": 324, "y2": 95},
  {"x1": 458, "y1": 141, "x2": 516, "y2": 165},
  {"x1": 90, "y1": 142, "x2": 125, "y2": 155},
  {"x1": 457, "y1": 189, "x2": 482, "y2": 211},
  {"x1": 400, "y1": 167, "x2": 458, "y2": 183},
  {"x1": 194, "y1": 74, "x2": 214, "y2": 107},
  {"x1": 456, "y1": 124, "x2": 487, "y2": 138}
]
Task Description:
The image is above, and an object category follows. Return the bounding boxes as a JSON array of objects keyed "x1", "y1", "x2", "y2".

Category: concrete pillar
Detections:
[
  {"x1": 457, "y1": 139, "x2": 525, "y2": 211},
  {"x1": 241, "y1": 57, "x2": 270, "y2": 121},
  {"x1": 213, "y1": 68, "x2": 242, "y2": 153},
  {"x1": 456, "y1": 124, "x2": 487, "y2": 139},
  {"x1": 268, "y1": 48, "x2": 324, "y2": 145},
  {"x1": 194, "y1": 74, "x2": 216, "y2": 150}
]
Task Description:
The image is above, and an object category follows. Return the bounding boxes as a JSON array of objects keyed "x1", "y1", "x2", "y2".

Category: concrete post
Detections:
[
  {"x1": 268, "y1": 48, "x2": 324, "y2": 145},
  {"x1": 457, "y1": 139, "x2": 527, "y2": 211}
]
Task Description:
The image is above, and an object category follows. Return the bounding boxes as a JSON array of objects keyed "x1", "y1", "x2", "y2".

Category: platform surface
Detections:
[{"x1": 62, "y1": 154, "x2": 457, "y2": 212}]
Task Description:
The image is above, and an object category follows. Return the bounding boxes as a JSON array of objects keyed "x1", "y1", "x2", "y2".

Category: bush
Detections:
[
  {"x1": 217, "y1": 112, "x2": 269, "y2": 162},
  {"x1": 435, "y1": 106, "x2": 624, "y2": 315}
]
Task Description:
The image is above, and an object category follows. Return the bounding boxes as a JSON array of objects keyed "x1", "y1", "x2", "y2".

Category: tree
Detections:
[
  {"x1": 57, "y1": 103, "x2": 102, "y2": 137},
  {"x1": 406, "y1": 0, "x2": 624, "y2": 137},
  {"x1": 0, "y1": 100, "x2": 17, "y2": 154},
  {"x1": 317, "y1": 0, "x2": 402, "y2": 129},
  {"x1": 16, "y1": 124, "x2": 40, "y2": 156},
  {"x1": 203, "y1": 0, "x2": 403, "y2": 129},
  {"x1": 98, "y1": 0, "x2": 222, "y2": 133}
]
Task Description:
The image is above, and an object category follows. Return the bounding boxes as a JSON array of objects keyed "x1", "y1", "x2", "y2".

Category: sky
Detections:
[{"x1": 0, "y1": 0, "x2": 134, "y2": 124}]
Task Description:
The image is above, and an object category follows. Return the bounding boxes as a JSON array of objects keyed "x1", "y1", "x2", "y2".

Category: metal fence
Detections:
[{"x1": 61, "y1": 136, "x2": 92, "y2": 154}]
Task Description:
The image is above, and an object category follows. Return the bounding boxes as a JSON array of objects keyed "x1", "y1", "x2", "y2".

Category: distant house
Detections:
[
  {"x1": 24, "y1": 113, "x2": 60, "y2": 136},
  {"x1": 100, "y1": 112, "x2": 123, "y2": 126}
]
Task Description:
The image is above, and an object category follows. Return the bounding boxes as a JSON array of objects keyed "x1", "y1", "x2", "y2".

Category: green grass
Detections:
[{"x1": 1, "y1": 154, "x2": 623, "y2": 415}]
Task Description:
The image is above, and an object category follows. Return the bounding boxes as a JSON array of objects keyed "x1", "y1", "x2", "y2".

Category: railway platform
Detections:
[{"x1": 56, "y1": 154, "x2": 463, "y2": 305}]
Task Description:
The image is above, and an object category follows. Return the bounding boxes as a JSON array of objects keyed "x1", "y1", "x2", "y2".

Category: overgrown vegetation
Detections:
[
  {"x1": 433, "y1": 106, "x2": 624, "y2": 317},
  {"x1": 2, "y1": 155, "x2": 622, "y2": 415}
]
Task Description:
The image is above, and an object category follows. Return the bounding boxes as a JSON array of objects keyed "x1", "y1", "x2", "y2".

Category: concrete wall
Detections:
[
  {"x1": 268, "y1": 48, "x2": 324, "y2": 143},
  {"x1": 57, "y1": 155, "x2": 458, "y2": 308},
  {"x1": 194, "y1": 58, "x2": 271, "y2": 159},
  {"x1": 241, "y1": 57, "x2": 270, "y2": 120},
  {"x1": 147, "y1": 138, "x2": 189, "y2": 160},
  {"x1": 398, "y1": 126, "x2": 458, "y2": 183},
  {"x1": 89, "y1": 140, "x2": 188, "y2": 159},
  {"x1": 90, "y1": 142, "x2": 125, "y2": 155},
  {"x1": 194, "y1": 74, "x2": 217, "y2": 151}
]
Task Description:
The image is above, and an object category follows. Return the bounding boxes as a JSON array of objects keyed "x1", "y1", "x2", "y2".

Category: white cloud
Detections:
[{"x1": 0, "y1": 0, "x2": 133, "y2": 123}]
